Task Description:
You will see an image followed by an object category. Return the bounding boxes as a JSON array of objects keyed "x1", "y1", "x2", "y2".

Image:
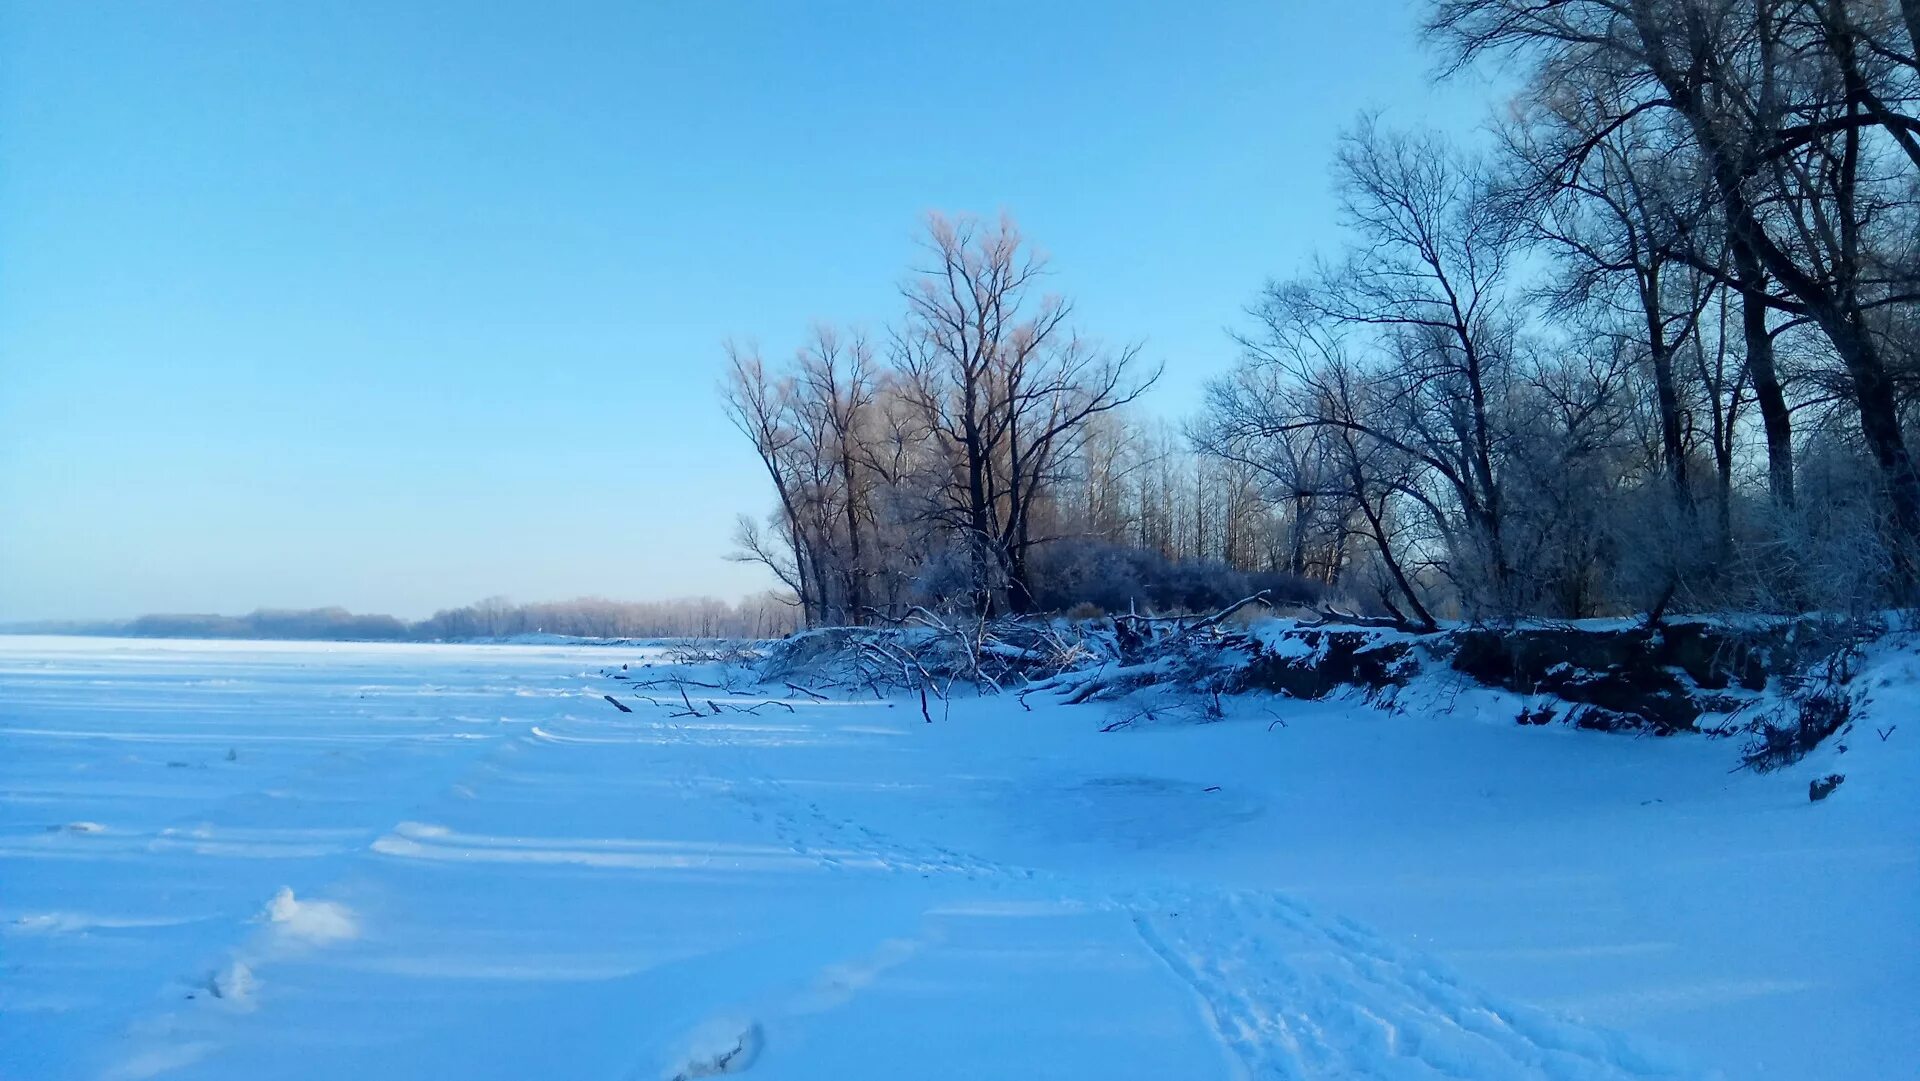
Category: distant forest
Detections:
[{"x1": 3, "y1": 595, "x2": 800, "y2": 642}]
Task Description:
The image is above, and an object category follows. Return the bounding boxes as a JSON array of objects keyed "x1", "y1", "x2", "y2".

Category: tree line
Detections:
[
  {"x1": 20, "y1": 596, "x2": 800, "y2": 642},
  {"x1": 728, "y1": 0, "x2": 1920, "y2": 626},
  {"x1": 413, "y1": 595, "x2": 796, "y2": 639}
]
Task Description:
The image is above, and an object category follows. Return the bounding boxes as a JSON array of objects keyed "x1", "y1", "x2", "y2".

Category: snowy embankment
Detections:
[
  {"x1": 1, "y1": 631, "x2": 1914, "y2": 1079},
  {"x1": 763, "y1": 611, "x2": 1878, "y2": 737}
]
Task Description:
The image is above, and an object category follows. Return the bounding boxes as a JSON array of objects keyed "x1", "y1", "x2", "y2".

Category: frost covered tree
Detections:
[
  {"x1": 1427, "y1": 0, "x2": 1920, "y2": 593},
  {"x1": 724, "y1": 213, "x2": 1166, "y2": 624},
  {"x1": 892, "y1": 212, "x2": 1160, "y2": 614}
]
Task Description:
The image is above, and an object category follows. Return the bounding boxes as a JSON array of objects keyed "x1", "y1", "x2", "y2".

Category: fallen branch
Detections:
[
  {"x1": 1170, "y1": 591, "x2": 1273, "y2": 641},
  {"x1": 1300, "y1": 604, "x2": 1420, "y2": 631}
]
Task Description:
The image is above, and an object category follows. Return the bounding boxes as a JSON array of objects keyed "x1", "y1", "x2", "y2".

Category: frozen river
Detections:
[{"x1": 2, "y1": 635, "x2": 1913, "y2": 1079}]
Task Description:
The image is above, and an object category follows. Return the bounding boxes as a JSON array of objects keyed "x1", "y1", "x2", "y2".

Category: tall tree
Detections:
[{"x1": 893, "y1": 212, "x2": 1158, "y2": 613}]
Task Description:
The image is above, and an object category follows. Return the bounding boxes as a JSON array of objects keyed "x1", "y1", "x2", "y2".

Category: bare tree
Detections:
[
  {"x1": 893, "y1": 212, "x2": 1160, "y2": 614},
  {"x1": 722, "y1": 344, "x2": 827, "y2": 624},
  {"x1": 1503, "y1": 80, "x2": 1718, "y2": 508},
  {"x1": 795, "y1": 326, "x2": 881, "y2": 621}
]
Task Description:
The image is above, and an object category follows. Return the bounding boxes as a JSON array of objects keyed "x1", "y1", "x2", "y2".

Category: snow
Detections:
[
  {"x1": 261, "y1": 888, "x2": 357, "y2": 946},
  {"x1": 1, "y1": 633, "x2": 1914, "y2": 1079},
  {"x1": 665, "y1": 1018, "x2": 764, "y2": 1079},
  {"x1": 207, "y1": 961, "x2": 254, "y2": 1005}
]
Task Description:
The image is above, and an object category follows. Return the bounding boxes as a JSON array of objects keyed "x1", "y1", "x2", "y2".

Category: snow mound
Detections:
[
  {"x1": 263, "y1": 887, "x2": 357, "y2": 945},
  {"x1": 209, "y1": 960, "x2": 255, "y2": 1004},
  {"x1": 661, "y1": 1018, "x2": 762, "y2": 1080}
]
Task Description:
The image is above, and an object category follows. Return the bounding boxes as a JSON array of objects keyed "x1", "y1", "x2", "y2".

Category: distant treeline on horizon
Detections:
[{"x1": 1, "y1": 595, "x2": 802, "y2": 643}]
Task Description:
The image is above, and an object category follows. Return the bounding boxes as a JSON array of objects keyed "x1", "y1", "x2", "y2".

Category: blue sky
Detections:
[{"x1": 0, "y1": 1, "x2": 1496, "y2": 622}]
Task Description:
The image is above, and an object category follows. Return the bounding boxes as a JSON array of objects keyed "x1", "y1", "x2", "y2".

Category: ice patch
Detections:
[{"x1": 264, "y1": 887, "x2": 357, "y2": 944}]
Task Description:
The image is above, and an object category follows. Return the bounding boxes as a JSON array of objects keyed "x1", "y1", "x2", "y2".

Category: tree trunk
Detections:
[
  {"x1": 1288, "y1": 494, "x2": 1311, "y2": 578},
  {"x1": 839, "y1": 449, "x2": 867, "y2": 624},
  {"x1": 1353, "y1": 480, "x2": 1435, "y2": 629},
  {"x1": 961, "y1": 413, "x2": 995, "y2": 616},
  {"x1": 1732, "y1": 242, "x2": 1796, "y2": 507},
  {"x1": 1642, "y1": 264, "x2": 1690, "y2": 503},
  {"x1": 1005, "y1": 544, "x2": 1034, "y2": 614}
]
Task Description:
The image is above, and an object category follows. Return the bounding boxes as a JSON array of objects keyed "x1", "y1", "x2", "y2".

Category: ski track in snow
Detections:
[
  {"x1": 1128, "y1": 892, "x2": 1692, "y2": 1081},
  {"x1": 12, "y1": 636, "x2": 1910, "y2": 1078}
]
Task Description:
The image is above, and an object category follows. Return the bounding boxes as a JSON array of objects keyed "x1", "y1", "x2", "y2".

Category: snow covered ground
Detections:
[{"x1": 2, "y1": 634, "x2": 1913, "y2": 1080}]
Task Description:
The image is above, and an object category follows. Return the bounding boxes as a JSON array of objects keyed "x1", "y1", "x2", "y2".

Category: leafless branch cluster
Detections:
[
  {"x1": 1738, "y1": 637, "x2": 1868, "y2": 770},
  {"x1": 762, "y1": 608, "x2": 1114, "y2": 702},
  {"x1": 757, "y1": 593, "x2": 1286, "y2": 720},
  {"x1": 660, "y1": 640, "x2": 766, "y2": 666}
]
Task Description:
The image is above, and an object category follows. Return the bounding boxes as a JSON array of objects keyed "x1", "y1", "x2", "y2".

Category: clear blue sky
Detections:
[{"x1": 0, "y1": 1, "x2": 1496, "y2": 622}]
